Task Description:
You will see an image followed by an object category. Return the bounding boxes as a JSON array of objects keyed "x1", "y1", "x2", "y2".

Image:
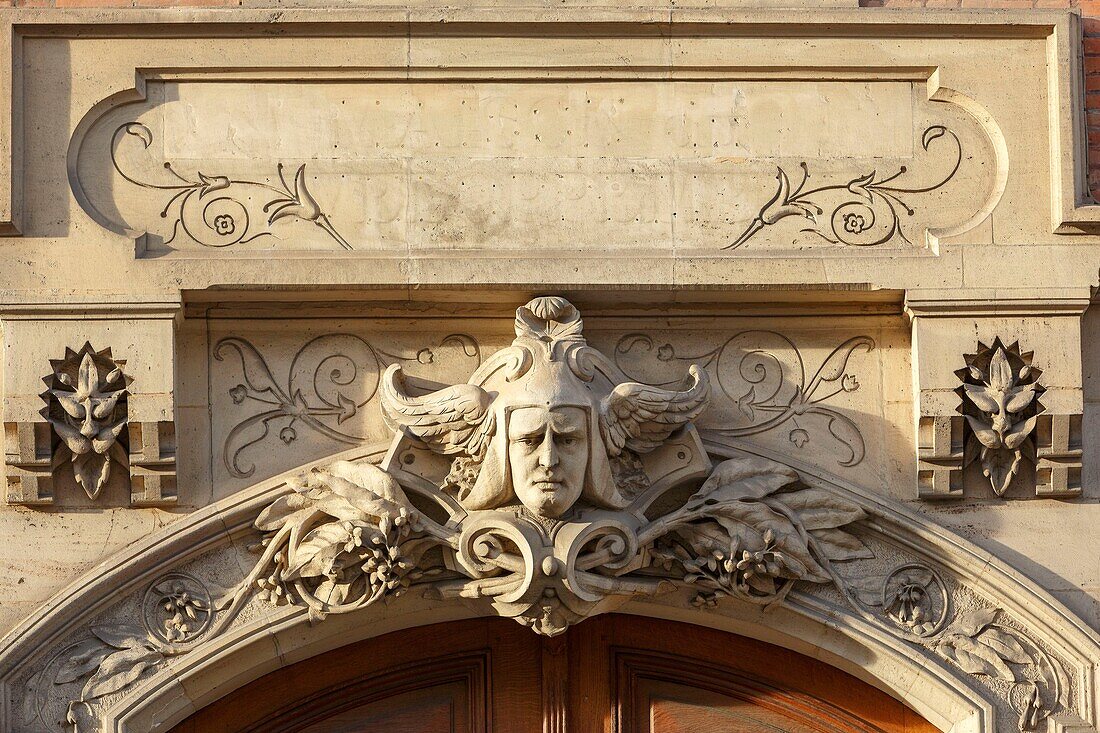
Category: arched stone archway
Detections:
[{"x1": 1, "y1": 439, "x2": 1097, "y2": 733}]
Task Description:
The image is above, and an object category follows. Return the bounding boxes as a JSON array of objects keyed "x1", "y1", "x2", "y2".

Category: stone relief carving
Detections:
[
  {"x1": 956, "y1": 339, "x2": 1045, "y2": 497},
  {"x1": 40, "y1": 344, "x2": 130, "y2": 500},
  {"x1": 112, "y1": 123, "x2": 351, "y2": 250},
  {"x1": 614, "y1": 331, "x2": 873, "y2": 466},
  {"x1": 214, "y1": 333, "x2": 481, "y2": 478},
  {"x1": 27, "y1": 298, "x2": 1072, "y2": 733},
  {"x1": 728, "y1": 125, "x2": 962, "y2": 250}
]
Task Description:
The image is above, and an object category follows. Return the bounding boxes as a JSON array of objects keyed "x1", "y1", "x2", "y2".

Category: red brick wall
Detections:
[{"x1": 862, "y1": 0, "x2": 1098, "y2": 195}]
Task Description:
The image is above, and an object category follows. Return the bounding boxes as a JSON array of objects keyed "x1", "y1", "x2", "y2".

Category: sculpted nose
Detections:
[{"x1": 538, "y1": 436, "x2": 559, "y2": 468}]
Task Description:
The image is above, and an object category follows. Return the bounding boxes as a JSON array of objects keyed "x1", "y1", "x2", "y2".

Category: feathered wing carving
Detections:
[
  {"x1": 380, "y1": 364, "x2": 495, "y2": 458},
  {"x1": 600, "y1": 364, "x2": 711, "y2": 456}
]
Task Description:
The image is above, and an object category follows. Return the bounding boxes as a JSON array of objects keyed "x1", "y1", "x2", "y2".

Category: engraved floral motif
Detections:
[
  {"x1": 143, "y1": 573, "x2": 212, "y2": 644},
  {"x1": 727, "y1": 125, "x2": 962, "y2": 250},
  {"x1": 615, "y1": 332, "x2": 873, "y2": 466},
  {"x1": 214, "y1": 333, "x2": 481, "y2": 478},
  {"x1": 111, "y1": 122, "x2": 351, "y2": 250}
]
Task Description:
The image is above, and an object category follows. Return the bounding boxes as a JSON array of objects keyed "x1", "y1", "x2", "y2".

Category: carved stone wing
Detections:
[
  {"x1": 599, "y1": 364, "x2": 710, "y2": 456},
  {"x1": 380, "y1": 364, "x2": 494, "y2": 457}
]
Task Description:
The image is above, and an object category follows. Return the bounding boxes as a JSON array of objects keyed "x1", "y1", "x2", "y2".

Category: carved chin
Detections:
[{"x1": 519, "y1": 483, "x2": 577, "y2": 518}]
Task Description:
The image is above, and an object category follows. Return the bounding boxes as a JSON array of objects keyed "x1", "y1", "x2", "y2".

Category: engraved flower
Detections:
[
  {"x1": 279, "y1": 426, "x2": 297, "y2": 445},
  {"x1": 154, "y1": 579, "x2": 209, "y2": 643},
  {"x1": 842, "y1": 374, "x2": 860, "y2": 392},
  {"x1": 228, "y1": 384, "x2": 248, "y2": 404},
  {"x1": 213, "y1": 213, "x2": 235, "y2": 236},
  {"x1": 657, "y1": 344, "x2": 676, "y2": 362},
  {"x1": 842, "y1": 213, "x2": 867, "y2": 234},
  {"x1": 789, "y1": 428, "x2": 810, "y2": 448}
]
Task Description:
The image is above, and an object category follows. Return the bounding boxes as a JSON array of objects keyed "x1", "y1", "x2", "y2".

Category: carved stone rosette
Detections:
[
  {"x1": 955, "y1": 339, "x2": 1045, "y2": 497},
  {"x1": 40, "y1": 344, "x2": 131, "y2": 500}
]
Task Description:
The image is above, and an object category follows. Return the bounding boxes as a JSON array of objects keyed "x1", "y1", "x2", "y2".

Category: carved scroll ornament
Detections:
[{"x1": 36, "y1": 299, "x2": 1070, "y2": 733}]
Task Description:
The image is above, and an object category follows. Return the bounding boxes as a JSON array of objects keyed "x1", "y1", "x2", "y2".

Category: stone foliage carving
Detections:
[
  {"x1": 956, "y1": 339, "x2": 1044, "y2": 496},
  {"x1": 41, "y1": 344, "x2": 130, "y2": 500},
  {"x1": 728, "y1": 125, "x2": 962, "y2": 249},
  {"x1": 27, "y1": 301, "x2": 1072, "y2": 733}
]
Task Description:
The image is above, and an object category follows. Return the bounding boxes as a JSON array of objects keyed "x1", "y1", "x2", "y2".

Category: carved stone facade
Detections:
[{"x1": 2, "y1": 6, "x2": 1100, "y2": 733}]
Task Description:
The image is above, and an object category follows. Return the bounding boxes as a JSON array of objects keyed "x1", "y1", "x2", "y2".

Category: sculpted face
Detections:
[{"x1": 507, "y1": 406, "x2": 588, "y2": 518}]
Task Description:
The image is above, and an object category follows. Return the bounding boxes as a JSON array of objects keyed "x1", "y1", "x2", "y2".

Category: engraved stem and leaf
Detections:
[
  {"x1": 215, "y1": 333, "x2": 481, "y2": 479},
  {"x1": 111, "y1": 122, "x2": 351, "y2": 250},
  {"x1": 615, "y1": 332, "x2": 873, "y2": 466},
  {"x1": 726, "y1": 125, "x2": 962, "y2": 250}
]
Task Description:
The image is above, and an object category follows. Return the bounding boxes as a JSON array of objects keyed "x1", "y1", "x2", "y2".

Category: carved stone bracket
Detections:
[
  {"x1": 905, "y1": 289, "x2": 1087, "y2": 501},
  {"x1": 4, "y1": 421, "x2": 54, "y2": 505},
  {"x1": 0, "y1": 297, "x2": 182, "y2": 507},
  {"x1": 128, "y1": 420, "x2": 177, "y2": 506}
]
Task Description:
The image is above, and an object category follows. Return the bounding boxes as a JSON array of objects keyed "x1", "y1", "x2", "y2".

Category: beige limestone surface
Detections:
[{"x1": 2, "y1": 6, "x2": 1100, "y2": 733}]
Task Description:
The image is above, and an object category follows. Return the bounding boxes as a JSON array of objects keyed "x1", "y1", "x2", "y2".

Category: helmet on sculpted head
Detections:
[{"x1": 381, "y1": 296, "x2": 710, "y2": 518}]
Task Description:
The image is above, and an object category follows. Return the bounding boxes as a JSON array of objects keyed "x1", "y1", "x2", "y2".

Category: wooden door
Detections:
[{"x1": 173, "y1": 615, "x2": 937, "y2": 733}]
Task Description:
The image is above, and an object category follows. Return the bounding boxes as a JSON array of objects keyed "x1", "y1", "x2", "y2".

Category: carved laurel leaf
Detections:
[
  {"x1": 766, "y1": 487, "x2": 864, "y2": 530},
  {"x1": 81, "y1": 647, "x2": 164, "y2": 701},
  {"x1": 313, "y1": 577, "x2": 353, "y2": 606},
  {"x1": 89, "y1": 625, "x2": 146, "y2": 650},
  {"x1": 686, "y1": 457, "x2": 799, "y2": 508},
  {"x1": 55, "y1": 640, "x2": 115, "y2": 684},
  {"x1": 950, "y1": 607, "x2": 999, "y2": 637},
  {"x1": 942, "y1": 636, "x2": 1016, "y2": 681},
  {"x1": 283, "y1": 522, "x2": 355, "y2": 580},
  {"x1": 807, "y1": 527, "x2": 873, "y2": 562},
  {"x1": 710, "y1": 504, "x2": 824, "y2": 582},
  {"x1": 976, "y1": 628, "x2": 1031, "y2": 664},
  {"x1": 255, "y1": 492, "x2": 314, "y2": 533}
]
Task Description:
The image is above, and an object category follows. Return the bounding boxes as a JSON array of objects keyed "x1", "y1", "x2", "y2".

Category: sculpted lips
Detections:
[{"x1": 530, "y1": 476, "x2": 564, "y2": 492}]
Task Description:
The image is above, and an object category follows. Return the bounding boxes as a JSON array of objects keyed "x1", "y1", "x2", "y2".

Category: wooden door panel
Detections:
[
  {"x1": 617, "y1": 652, "x2": 884, "y2": 733},
  {"x1": 295, "y1": 683, "x2": 468, "y2": 733},
  {"x1": 173, "y1": 615, "x2": 936, "y2": 733},
  {"x1": 569, "y1": 616, "x2": 938, "y2": 733}
]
